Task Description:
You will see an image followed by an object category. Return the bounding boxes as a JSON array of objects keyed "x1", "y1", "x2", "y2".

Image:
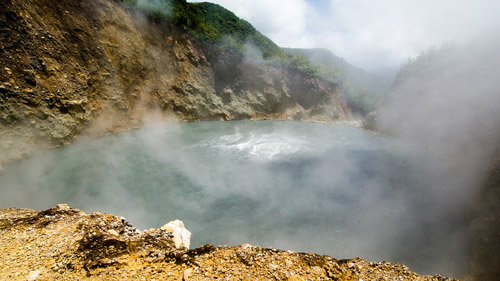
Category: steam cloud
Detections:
[
  {"x1": 378, "y1": 34, "x2": 500, "y2": 186},
  {"x1": 2, "y1": 35, "x2": 499, "y2": 279},
  {"x1": 376, "y1": 34, "x2": 500, "y2": 278},
  {"x1": 1, "y1": 2, "x2": 500, "y2": 281},
  {"x1": 0, "y1": 117, "x2": 485, "y2": 278},
  {"x1": 189, "y1": 0, "x2": 500, "y2": 70}
]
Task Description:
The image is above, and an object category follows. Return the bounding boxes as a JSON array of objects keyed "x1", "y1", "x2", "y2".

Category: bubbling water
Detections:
[{"x1": 0, "y1": 121, "x2": 466, "y2": 277}]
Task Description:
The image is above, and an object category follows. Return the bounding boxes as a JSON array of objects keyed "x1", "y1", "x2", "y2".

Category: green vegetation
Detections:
[
  {"x1": 286, "y1": 48, "x2": 392, "y2": 114},
  {"x1": 120, "y1": 0, "x2": 389, "y2": 114},
  {"x1": 394, "y1": 44, "x2": 457, "y2": 86},
  {"x1": 120, "y1": 0, "x2": 319, "y2": 75}
]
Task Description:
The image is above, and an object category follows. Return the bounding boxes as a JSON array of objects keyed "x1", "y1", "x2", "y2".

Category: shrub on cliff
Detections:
[{"x1": 120, "y1": 0, "x2": 319, "y2": 75}]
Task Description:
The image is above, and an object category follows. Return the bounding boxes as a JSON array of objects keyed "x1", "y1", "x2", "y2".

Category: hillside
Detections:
[
  {"x1": 122, "y1": 0, "x2": 282, "y2": 56},
  {"x1": 0, "y1": 0, "x2": 349, "y2": 169},
  {"x1": 123, "y1": 0, "x2": 320, "y2": 74},
  {"x1": 284, "y1": 48, "x2": 392, "y2": 114}
]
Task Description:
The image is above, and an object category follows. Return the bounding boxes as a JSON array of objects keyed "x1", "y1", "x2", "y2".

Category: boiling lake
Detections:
[{"x1": 0, "y1": 121, "x2": 467, "y2": 277}]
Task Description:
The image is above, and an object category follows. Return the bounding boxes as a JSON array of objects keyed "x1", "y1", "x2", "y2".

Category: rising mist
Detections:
[
  {"x1": 0, "y1": 119, "x2": 483, "y2": 278},
  {"x1": 1, "y1": 0, "x2": 500, "y2": 280},
  {"x1": 376, "y1": 34, "x2": 500, "y2": 279}
]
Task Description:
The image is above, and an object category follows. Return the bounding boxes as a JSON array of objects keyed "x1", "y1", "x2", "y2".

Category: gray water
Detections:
[{"x1": 0, "y1": 121, "x2": 467, "y2": 277}]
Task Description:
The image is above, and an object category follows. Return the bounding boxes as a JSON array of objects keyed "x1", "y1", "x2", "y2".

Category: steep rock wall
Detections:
[
  {"x1": 0, "y1": 0, "x2": 349, "y2": 168},
  {"x1": 204, "y1": 49, "x2": 347, "y2": 121}
]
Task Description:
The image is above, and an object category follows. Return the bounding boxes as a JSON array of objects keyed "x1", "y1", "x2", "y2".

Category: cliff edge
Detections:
[{"x1": 0, "y1": 205, "x2": 456, "y2": 280}]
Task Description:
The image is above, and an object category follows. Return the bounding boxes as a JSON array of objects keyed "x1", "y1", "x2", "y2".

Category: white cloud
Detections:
[{"x1": 189, "y1": 0, "x2": 500, "y2": 70}]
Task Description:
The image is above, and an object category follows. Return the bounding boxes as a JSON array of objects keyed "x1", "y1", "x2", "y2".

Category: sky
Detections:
[{"x1": 188, "y1": 0, "x2": 500, "y2": 71}]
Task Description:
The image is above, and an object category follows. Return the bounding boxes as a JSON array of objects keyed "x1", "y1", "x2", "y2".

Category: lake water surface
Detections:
[{"x1": 0, "y1": 121, "x2": 466, "y2": 277}]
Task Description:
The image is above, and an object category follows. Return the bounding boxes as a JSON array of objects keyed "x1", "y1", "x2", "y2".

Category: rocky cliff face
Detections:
[
  {"x1": 0, "y1": 205, "x2": 457, "y2": 280},
  {"x1": 0, "y1": 0, "x2": 348, "y2": 168}
]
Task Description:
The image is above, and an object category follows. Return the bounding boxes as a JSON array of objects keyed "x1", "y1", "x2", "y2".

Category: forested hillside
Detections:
[{"x1": 286, "y1": 48, "x2": 391, "y2": 114}]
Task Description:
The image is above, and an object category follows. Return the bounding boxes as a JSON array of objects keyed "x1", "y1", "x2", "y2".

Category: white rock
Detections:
[
  {"x1": 26, "y1": 270, "x2": 40, "y2": 281},
  {"x1": 161, "y1": 220, "x2": 191, "y2": 249},
  {"x1": 55, "y1": 204, "x2": 70, "y2": 210}
]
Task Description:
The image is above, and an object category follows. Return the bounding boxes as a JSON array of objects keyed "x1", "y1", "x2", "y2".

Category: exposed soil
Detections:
[{"x1": 0, "y1": 205, "x2": 457, "y2": 280}]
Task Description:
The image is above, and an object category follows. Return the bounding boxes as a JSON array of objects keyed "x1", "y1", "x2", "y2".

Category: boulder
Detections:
[{"x1": 161, "y1": 220, "x2": 192, "y2": 249}]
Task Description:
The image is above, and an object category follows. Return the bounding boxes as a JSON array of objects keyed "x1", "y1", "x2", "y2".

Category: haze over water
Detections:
[{"x1": 0, "y1": 121, "x2": 466, "y2": 277}]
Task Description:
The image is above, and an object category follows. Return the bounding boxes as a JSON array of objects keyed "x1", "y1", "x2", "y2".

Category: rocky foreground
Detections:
[{"x1": 0, "y1": 205, "x2": 457, "y2": 280}]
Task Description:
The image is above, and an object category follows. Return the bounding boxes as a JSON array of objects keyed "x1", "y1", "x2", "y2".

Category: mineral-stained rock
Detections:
[
  {"x1": 161, "y1": 219, "x2": 192, "y2": 249},
  {"x1": 0, "y1": 205, "x2": 459, "y2": 280}
]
